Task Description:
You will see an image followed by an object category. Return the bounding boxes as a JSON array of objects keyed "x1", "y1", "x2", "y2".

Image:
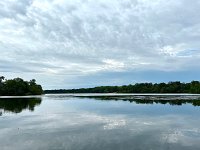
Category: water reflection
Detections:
[
  {"x1": 0, "y1": 98, "x2": 42, "y2": 115},
  {"x1": 82, "y1": 96, "x2": 200, "y2": 106},
  {"x1": 1, "y1": 95, "x2": 200, "y2": 150}
]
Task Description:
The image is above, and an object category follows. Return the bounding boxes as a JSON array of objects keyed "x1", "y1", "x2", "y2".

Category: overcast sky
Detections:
[{"x1": 0, "y1": 0, "x2": 200, "y2": 89}]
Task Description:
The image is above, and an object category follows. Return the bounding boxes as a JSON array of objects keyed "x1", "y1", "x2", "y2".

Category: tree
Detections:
[
  {"x1": 190, "y1": 81, "x2": 200, "y2": 94},
  {"x1": 0, "y1": 76, "x2": 5, "y2": 95},
  {"x1": 0, "y1": 77, "x2": 43, "y2": 96},
  {"x1": 0, "y1": 76, "x2": 5, "y2": 83}
]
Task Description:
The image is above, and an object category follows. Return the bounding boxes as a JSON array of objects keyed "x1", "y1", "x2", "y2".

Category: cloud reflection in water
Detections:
[{"x1": 0, "y1": 95, "x2": 200, "y2": 150}]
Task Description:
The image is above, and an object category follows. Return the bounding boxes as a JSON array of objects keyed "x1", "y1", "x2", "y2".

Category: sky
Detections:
[{"x1": 0, "y1": 0, "x2": 200, "y2": 89}]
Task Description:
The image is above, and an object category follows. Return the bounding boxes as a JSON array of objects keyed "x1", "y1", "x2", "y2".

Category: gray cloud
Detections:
[{"x1": 0, "y1": 0, "x2": 200, "y2": 88}]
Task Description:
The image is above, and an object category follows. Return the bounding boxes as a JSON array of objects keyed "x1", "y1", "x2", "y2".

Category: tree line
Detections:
[
  {"x1": 0, "y1": 76, "x2": 43, "y2": 96},
  {"x1": 45, "y1": 81, "x2": 200, "y2": 94}
]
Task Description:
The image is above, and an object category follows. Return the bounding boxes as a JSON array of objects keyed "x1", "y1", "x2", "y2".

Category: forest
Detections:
[
  {"x1": 45, "y1": 81, "x2": 200, "y2": 94},
  {"x1": 0, "y1": 76, "x2": 43, "y2": 96}
]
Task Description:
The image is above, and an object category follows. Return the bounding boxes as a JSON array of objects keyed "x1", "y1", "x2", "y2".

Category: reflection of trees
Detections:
[
  {"x1": 81, "y1": 96, "x2": 200, "y2": 106},
  {"x1": 132, "y1": 99, "x2": 185, "y2": 105},
  {"x1": 0, "y1": 98, "x2": 42, "y2": 115}
]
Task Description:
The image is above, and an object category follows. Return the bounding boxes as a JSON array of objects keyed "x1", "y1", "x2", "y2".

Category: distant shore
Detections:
[
  {"x1": 45, "y1": 93, "x2": 200, "y2": 96},
  {"x1": 44, "y1": 81, "x2": 200, "y2": 94},
  {"x1": 1, "y1": 93, "x2": 200, "y2": 101}
]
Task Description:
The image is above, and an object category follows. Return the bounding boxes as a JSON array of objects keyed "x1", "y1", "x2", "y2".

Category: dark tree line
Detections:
[
  {"x1": 45, "y1": 81, "x2": 200, "y2": 94},
  {"x1": 0, "y1": 76, "x2": 43, "y2": 96}
]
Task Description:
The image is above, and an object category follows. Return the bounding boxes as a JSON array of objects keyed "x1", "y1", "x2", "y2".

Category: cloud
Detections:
[{"x1": 0, "y1": 0, "x2": 200, "y2": 88}]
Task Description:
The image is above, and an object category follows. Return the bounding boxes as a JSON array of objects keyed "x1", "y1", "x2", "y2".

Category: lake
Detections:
[{"x1": 1, "y1": 94, "x2": 200, "y2": 150}]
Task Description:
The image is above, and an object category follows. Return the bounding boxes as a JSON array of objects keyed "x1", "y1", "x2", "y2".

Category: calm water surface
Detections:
[{"x1": 1, "y1": 94, "x2": 200, "y2": 150}]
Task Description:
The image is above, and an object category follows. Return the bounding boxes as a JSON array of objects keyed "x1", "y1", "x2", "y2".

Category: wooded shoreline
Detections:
[
  {"x1": 0, "y1": 76, "x2": 43, "y2": 96},
  {"x1": 45, "y1": 81, "x2": 200, "y2": 94}
]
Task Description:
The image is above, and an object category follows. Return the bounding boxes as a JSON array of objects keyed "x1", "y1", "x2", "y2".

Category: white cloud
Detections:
[{"x1": 0, "y1": 0, "x2": 200, "y2": 88}]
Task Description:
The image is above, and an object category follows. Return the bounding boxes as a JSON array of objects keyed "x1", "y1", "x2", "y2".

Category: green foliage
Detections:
[
  {"x1": 45, "y1": 81, "x2": 200, "y2": 94},
  {"x1": 0, "y1": 76, "x2": 43, "y2": 96},
  {"x1": 190, "y1": 81, "x2": 200, "y2": 93}
]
